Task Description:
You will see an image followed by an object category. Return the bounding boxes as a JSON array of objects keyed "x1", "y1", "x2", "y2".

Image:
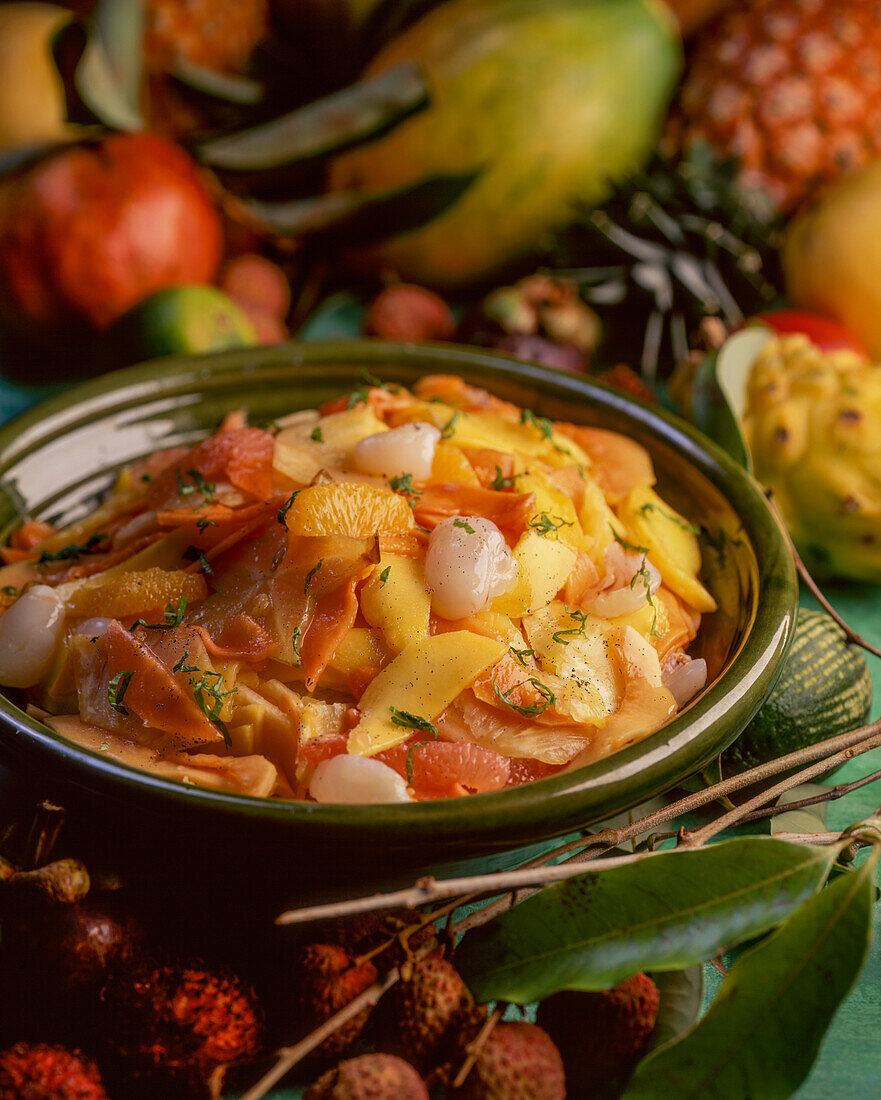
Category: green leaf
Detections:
[
  {"x1": 622, "y1": 854, "x2": 877, "y2": 1099},
  {"x1": 170, "y1": 59, "x2": 262, "y2": 106},
  {"x1": 644, "y1": 968, "x2": 704, "y2": 1055},
  {"x1": 455, "y1": 838, "x2": 838, "y2": 1004},
  {"x1": 242, "y1": 170, "x2": 480, "y2": 243},
  {"x1": 72, "y1": 0, "x2": 144, "y2": 131},
  {"x1": 197, "y1": 61, "x2": 429, "y2": 170}
]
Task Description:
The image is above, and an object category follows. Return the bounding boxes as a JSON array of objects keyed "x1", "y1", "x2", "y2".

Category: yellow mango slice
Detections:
[
  {"x1": 578, "y1": 477, "x2": 620, "y2": 563},
  {"x1": 430, "y1": 441, "x2": 481, "y2": 486},
  {"x1": 407, "y1": 404, "x2": 591, "y2": 469},
  {"x1": 360, "y1": 554, "x2": 431, "y2": 653},
  {"x1": 492, "y1": 531, "x2": 577, "y2": 618},
  {"x1": 607, "y1": 597, "x2": 669, "y2": 648},
  {"x1": 567, "y1": 626, "x2": 676, "y2": 767},
  {"x1": 330, "y1": 627, "x2": 392, "y2": 674},
  {"x1": 347, "y1": 631, "x2": 506, "y2": 755},
  {"x1": 516, "y1": 468, "x2": 583, "y2": 550},
  {"x1": 274, "y1": 406, "x2": 387, "y2": 486},
  {"x1": 616, "y1": 486, "x2": 717, "y2": 614}
]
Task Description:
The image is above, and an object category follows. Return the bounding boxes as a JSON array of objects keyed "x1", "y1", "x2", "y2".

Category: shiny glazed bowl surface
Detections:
[{"x1": 0, "y1": 342, "x2": 797, "y2": 892}]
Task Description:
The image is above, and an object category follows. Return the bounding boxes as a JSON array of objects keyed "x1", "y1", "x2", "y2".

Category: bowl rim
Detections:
[{"x1": 0, "y1": 340, "x2": 797, "y2": 852}]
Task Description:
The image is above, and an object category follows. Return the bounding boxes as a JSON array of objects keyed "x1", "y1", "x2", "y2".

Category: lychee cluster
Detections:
[
  {"x1": 0, "y1": 825, "x2": 662, "y2": 1100},
  {"x1": 0, "y1": 843, "x2": 266, "y2": 1099},
  {"x1": 291, "y1": 904, "x2": 662, "y2": 1100}
]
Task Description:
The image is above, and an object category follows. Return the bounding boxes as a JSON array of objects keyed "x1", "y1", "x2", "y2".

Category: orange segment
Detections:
[{"x1": 283, "y1": 483, "x2": 415, "y2": 538}]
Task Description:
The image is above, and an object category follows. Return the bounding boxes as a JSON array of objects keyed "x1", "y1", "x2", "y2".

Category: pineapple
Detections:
[
  {"x1": 667, "y1": 0, "x2": 881, "y2": 213},
  {"x1": 743, "y1": 333, "x2": 881, "y2": 582}
]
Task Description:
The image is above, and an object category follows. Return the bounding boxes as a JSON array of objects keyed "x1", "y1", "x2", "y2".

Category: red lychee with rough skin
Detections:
[
  {"x1": 452, "y1": 1021, "x2": 565, "y2": 1100},
  {"x1": 535, "y1": 973, "x2": 660, "y2": 1092},
  {"x1": 304, "y1": 1052, "x2": 430, "y2": 1100},
  {"x1": 364, "y1": 284, "x2": 456, "y2": 342},
  {"x1": 324, "y1": 907, "x2": 438, "y2": 972},
  {"x1": 102, "y1": 959, "x2": 263, "y2": 1089},
  {"x1": 0, "y1": 1042, "x2": 107, "y2": 1099},
  {"x1": 379, "y1": 955, "x2": 472, "y2": 1071},
  {"x1": 291, "y1": 944, "x2": 378, "y2": 1061}
]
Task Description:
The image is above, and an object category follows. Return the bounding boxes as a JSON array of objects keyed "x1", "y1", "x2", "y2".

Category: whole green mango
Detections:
[{"x1": 328, "y1": 0, "x2": 682, "y2": 288}]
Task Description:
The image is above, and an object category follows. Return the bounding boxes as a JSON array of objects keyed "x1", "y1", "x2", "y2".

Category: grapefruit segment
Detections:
[{"x1": 379, "y1": 740, "x2": 510, "y2": 799}]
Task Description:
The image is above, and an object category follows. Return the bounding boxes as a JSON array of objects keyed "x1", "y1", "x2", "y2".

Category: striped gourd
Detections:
[{"x1": 723, "y1": 608, "x2": 872, "y2": 774}]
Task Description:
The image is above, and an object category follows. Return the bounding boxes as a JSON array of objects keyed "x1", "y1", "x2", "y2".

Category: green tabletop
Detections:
[{"x1": 1, "y1": 350, "x2": 879, "y2": 1100}]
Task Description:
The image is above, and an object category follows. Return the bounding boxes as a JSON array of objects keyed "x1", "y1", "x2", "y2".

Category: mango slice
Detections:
[
  {"x1": 492, "y1": 530, "x2": 577, "y2": 618},
  {"x1": 347, "y1": 631, "x2": 506, "y2": 756},
  {"x1": 274, "y1": 406, "x2": 387, "y2": 485},
  {"x1": 616, "y1": 486, "x2": 717, "y2": 614},
  {"x1": 360, "y1": 554, "x2": 431, "y2": 653}
]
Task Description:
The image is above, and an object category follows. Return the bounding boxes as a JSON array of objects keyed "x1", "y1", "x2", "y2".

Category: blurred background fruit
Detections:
[
  {"x1": 218, "y1": 252, "x2": 291, "y2": 344},
  {"x1": 363, "y1": 283, "x2": 455, "y2": 342},
  {"x1": 549, "y1": 146, "x2": 783, "y2": 380},
  {"x1": 0, "y1": 132, "x2": 223, "y2": 349},
  {"x1": 102, "y1": 284, "x2": 258, "y2": 367},
  {"x1": 458, "y1": 273, "x2": 600, "y2": 372},
  {"x1": 667, "y1": 0, "x2": 881, "y2": 214},
  {"x1": 783, "y1": 159, "x2": 881, "y2": 359},
  {"x1": 0, "y1": 3, "x2": 77, "y2": 155},
  {"x1": 269, "y1": 0, "x2": 683, "y2": 289},
  {"x1": 144, "y1": 0, "x2": 269, "y2": 73}
]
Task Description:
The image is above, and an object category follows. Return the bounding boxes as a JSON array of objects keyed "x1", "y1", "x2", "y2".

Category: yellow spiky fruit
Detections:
[{"x1": 743, "y1": 333, "x2": 881, "y2": 581}]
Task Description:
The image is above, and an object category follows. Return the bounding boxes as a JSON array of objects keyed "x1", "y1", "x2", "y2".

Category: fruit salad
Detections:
[{"x1": 0, "y1": 375, "x2": 716, "y2": 803}]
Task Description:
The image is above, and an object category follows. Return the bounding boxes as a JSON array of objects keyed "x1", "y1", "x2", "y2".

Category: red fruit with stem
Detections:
[
  {"x1": 0, "y1": 133, "x2": 223, "y2": 347},
  {"x1": 304, "y1": 1053, "x2": 430, "y2": 1100},
  {"x1": 452, "y1": 1021, "x2": 565, "y2": 1100},
  {"x1": 290, "y1": 943, "x2": 378, "y2": 1062},
  {"x1": 379, "y1": 955, "x2": 473, "y2": 1071}
]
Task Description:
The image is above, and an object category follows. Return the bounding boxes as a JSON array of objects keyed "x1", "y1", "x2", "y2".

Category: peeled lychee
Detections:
[
  {"x1": 379, "y1": 955, "x2": 472, "y2": 1071},
  {"x1": 535, "y1": 973, "x2": 660, "y2": 1092},
  {"x1": 304, "y1": 1052, "x2": 429, "y2": 1099},
  {"x1": 291, "y1": 944, "x2": 378, "y2": 1061}
]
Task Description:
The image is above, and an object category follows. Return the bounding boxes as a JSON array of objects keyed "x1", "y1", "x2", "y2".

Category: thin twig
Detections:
[
  {"x1": 737, "y1": 768, "x2": 881, "y2": 826},
  {"x1": 452, "y1": 1005, "x2": 503, "y2": 1088},
  {"x1": 277, "y1": 730, "x2": 881, "y2": 928},
  {"x1": 681, "y1": 733, "x2": 881, "y2": 847},
  {"x1": 240, "y1": 969, "x2": 401, "y2": 1100},
  {"x1": 764, "y1": 489, "x2": 881, "y2": 660},
  {"x1": 710, "y1": 956, "x2": 727, "y2": 978}
]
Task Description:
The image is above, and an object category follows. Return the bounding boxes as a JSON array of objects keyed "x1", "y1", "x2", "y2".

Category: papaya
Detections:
[{"x1": 326, "y1": 0, "x2": 682, "y2": 288}]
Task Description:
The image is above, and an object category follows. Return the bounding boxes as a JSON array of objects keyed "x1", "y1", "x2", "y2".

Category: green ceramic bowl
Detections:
[{"x1": 0, "y1": 342, "x2": 796, "y2": 901}]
